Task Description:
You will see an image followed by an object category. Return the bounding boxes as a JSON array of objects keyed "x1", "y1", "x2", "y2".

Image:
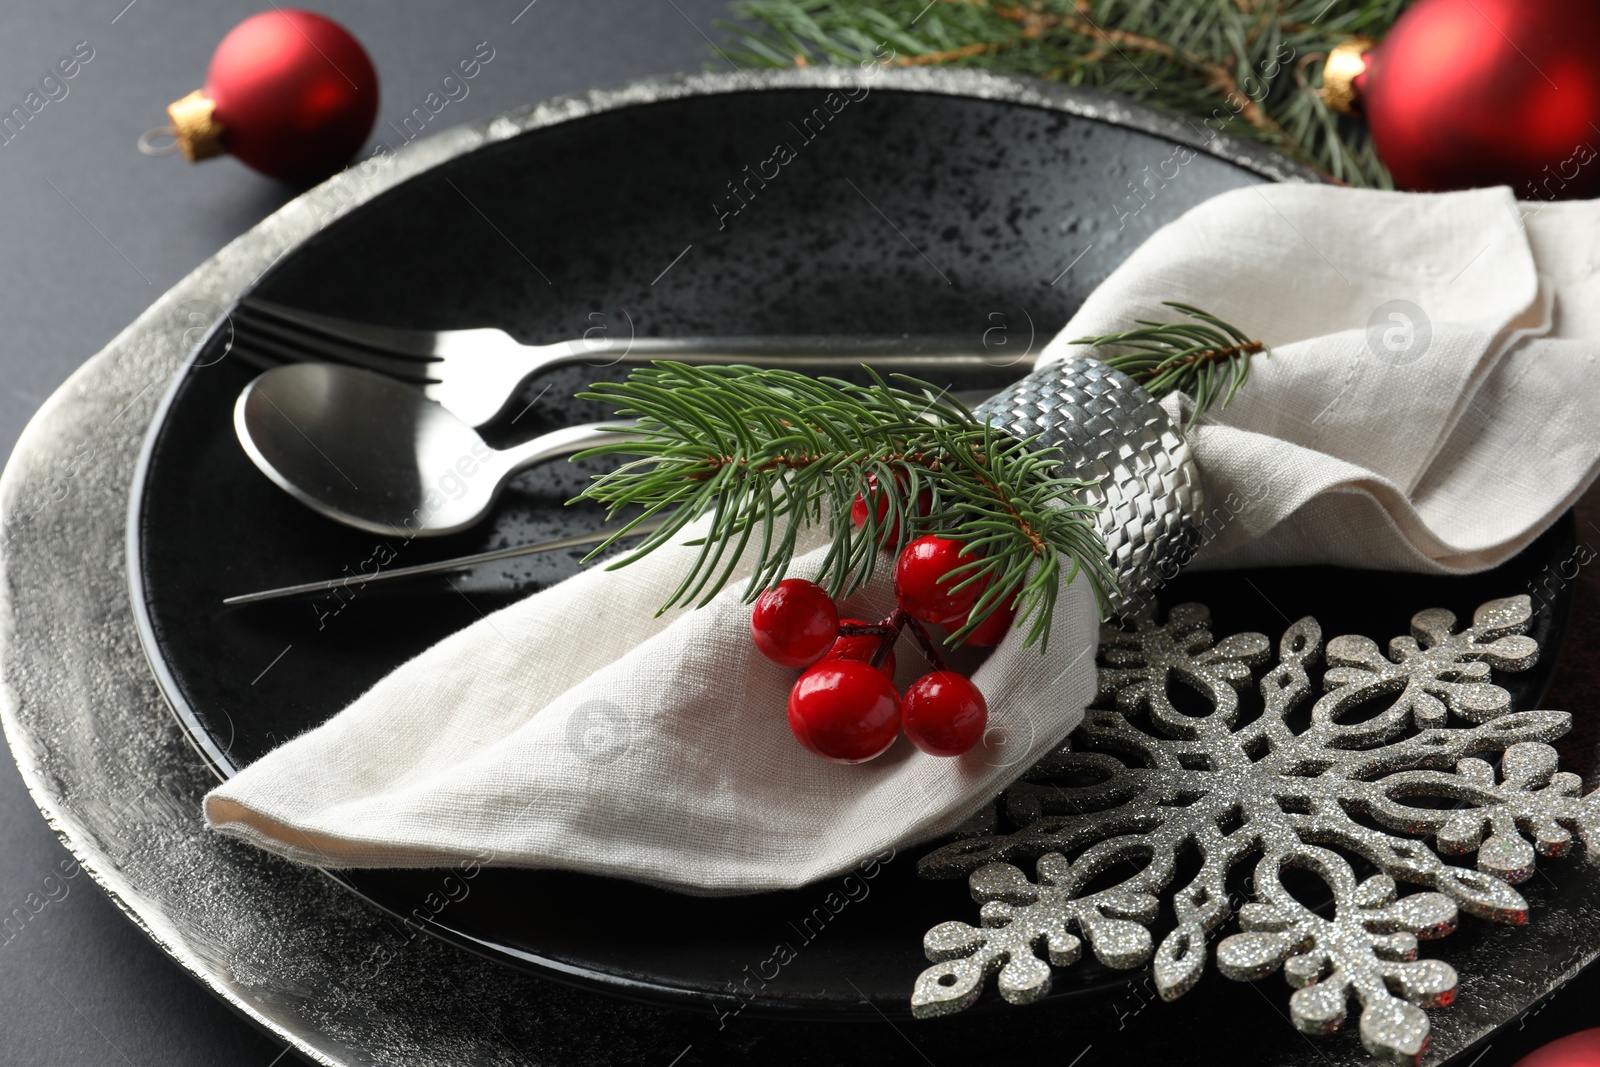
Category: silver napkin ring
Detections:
[{"x1": 973, "y1": 357, "x2": 1202, "y2": 619}]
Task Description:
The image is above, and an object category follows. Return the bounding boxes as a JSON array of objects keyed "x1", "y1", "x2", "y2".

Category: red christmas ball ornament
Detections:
[
  {"x1": 163, "y1": 9, "x2": 378, "y2": 182},
  {"x1": 1513, "y1": 1027, "x2": 1600, "y2": 1067},
  {"x1": 1323, "y1": 0, "x2": 1600, "y2": 199}
]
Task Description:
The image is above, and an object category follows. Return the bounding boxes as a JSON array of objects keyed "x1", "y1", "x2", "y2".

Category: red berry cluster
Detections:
[{"x1": 750, "y1": 529, "x2": 1015, "y2": 764}]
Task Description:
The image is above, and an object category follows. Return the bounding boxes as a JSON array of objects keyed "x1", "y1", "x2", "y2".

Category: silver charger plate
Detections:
[{"x1": 2, "y1": 69, "x2": 1596, "y2": 1067}]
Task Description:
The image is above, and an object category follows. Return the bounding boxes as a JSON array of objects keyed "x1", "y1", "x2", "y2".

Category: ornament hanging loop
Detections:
[
  {"x1": 1293, "y1": 51, "x2": 1326, "y2": 96},
  {"x1": 137, "y1": 126, "x2": 181, "y2": 157}
]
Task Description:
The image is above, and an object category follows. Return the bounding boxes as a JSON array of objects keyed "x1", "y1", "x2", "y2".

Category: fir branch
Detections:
[
  {"x1": 1073, "y1": 301, "x2": 1267, "y2": 427},
  {"x1": 570, "y1": 364, "x2": 1112, "y2": 649},
  {"x1": 719, "y1": 0, "x2": 1402, "y2": 187}
]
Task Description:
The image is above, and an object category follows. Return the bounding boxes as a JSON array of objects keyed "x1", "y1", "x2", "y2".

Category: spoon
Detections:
[{"x1": 235, "y1": 363, "x2": 640, "y2": 537}]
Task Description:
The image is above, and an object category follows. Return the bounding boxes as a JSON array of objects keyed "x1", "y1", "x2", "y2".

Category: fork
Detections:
[{"x1": 229, "y1": 298, "x2": 1036, "y2": 429}]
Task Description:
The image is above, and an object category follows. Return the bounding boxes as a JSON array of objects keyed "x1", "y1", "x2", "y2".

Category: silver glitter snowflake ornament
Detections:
[{"x1": 911, "y1": 595, "x2": 1600, "y2": 1064}]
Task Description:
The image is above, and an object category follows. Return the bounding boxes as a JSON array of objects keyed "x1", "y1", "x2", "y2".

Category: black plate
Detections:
[{"x1": 127, "y1": 83, "x2": 1574, "y2": 1020}]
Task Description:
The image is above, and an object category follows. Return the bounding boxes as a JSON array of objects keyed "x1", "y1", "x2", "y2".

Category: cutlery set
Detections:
[
  {"x1": 225, "y1": 299, "x2": 1008, "y2": 604},
  {"x1": 235, "y1": 298, "x2": 1026, "y2": 428}
]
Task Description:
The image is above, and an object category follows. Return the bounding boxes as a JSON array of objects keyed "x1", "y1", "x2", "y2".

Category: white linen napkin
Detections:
[
  {"x1": 206, "y1": 529, "x2": 1103, "y2": 894},
  {"x1": 1044, "y1": 184, "x2": 1597, "y2": 574},
  {"x1": 206, "y1": 183, "x2": 1600, "y2": 893}
]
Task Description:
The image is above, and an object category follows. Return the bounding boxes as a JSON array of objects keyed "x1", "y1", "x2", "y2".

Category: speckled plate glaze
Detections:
[{"x1": 3, "y1": 69, "x2": 1595, "y2": 1067}]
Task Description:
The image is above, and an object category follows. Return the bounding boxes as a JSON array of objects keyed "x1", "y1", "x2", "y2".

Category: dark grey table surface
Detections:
[{"x1": 4, "y1": 2, "x2": 1600, "y2": 1065}]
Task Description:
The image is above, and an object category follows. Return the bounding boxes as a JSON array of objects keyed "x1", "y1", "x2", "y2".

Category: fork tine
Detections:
[
  {"x1": 237, "y1": 298, "x2": 442, "y2": 359},
  {"x1": 231, "y1": 333, "x2": 437, "y2": 384},
  {"x1": 233, "y1": 313, "x2": 443, "y2": 380}
]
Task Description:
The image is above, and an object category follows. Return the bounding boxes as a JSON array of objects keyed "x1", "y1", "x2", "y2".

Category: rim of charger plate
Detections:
[{"x1": 112, "y1": 67, "x2": 1314, "y2": 1044}]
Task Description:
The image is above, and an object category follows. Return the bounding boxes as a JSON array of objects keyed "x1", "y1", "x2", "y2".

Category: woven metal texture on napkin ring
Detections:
[{"x1": 973, "y1": 357, "x2": 1201, "y2": 619}]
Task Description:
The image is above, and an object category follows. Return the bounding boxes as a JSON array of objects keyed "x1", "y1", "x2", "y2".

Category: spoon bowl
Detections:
[{"x1": 234, "y1": 363, "x2": 631, "y2": 536}]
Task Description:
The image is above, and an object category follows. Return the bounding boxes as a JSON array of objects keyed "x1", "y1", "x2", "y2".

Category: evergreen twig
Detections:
[
  {"x1": 718, "y1": 0, "x2": 1402, "y2": 187},
  {"x1": 571, "y1": 308, "x2": 1264, "y2": 647},
  {"x1": 571, "y1": 364, "x2": 1110, "y2": 649},
  {"x1": 1075, "y1": 301, "x2": 1268, "y2": 428}
]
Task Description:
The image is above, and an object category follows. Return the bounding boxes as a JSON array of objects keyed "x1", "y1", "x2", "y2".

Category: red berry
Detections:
[
  {"x1": 825, "y1": 618, "x2": 897, "y2": 678},
  {"x1": 894, "y1": 536, "x2": 985, "y2": 626},
  {"x1": 787, "y1": 660, "x2": 902, "y2": 763},
  {"x1": 902, "y1": 671, "x2": 987, "y2": 757},
  {"x1": 751, "y1": 579, "x2": 839, "y2": 668},
  {"x1": 959, "y1": 593, "x2": 1019, "y2": 647},
  {"x1": 850, "y1": 472, "x2": 932, "y2": 546}
]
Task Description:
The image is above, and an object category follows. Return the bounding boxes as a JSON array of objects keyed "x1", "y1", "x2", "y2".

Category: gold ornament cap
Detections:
[
  {"x1": 166, "y1": 90, "x2": 225, "y2": 162},
  {"x1": 1321, "y1": 37, "x2": 1374, "y2": 116}
]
